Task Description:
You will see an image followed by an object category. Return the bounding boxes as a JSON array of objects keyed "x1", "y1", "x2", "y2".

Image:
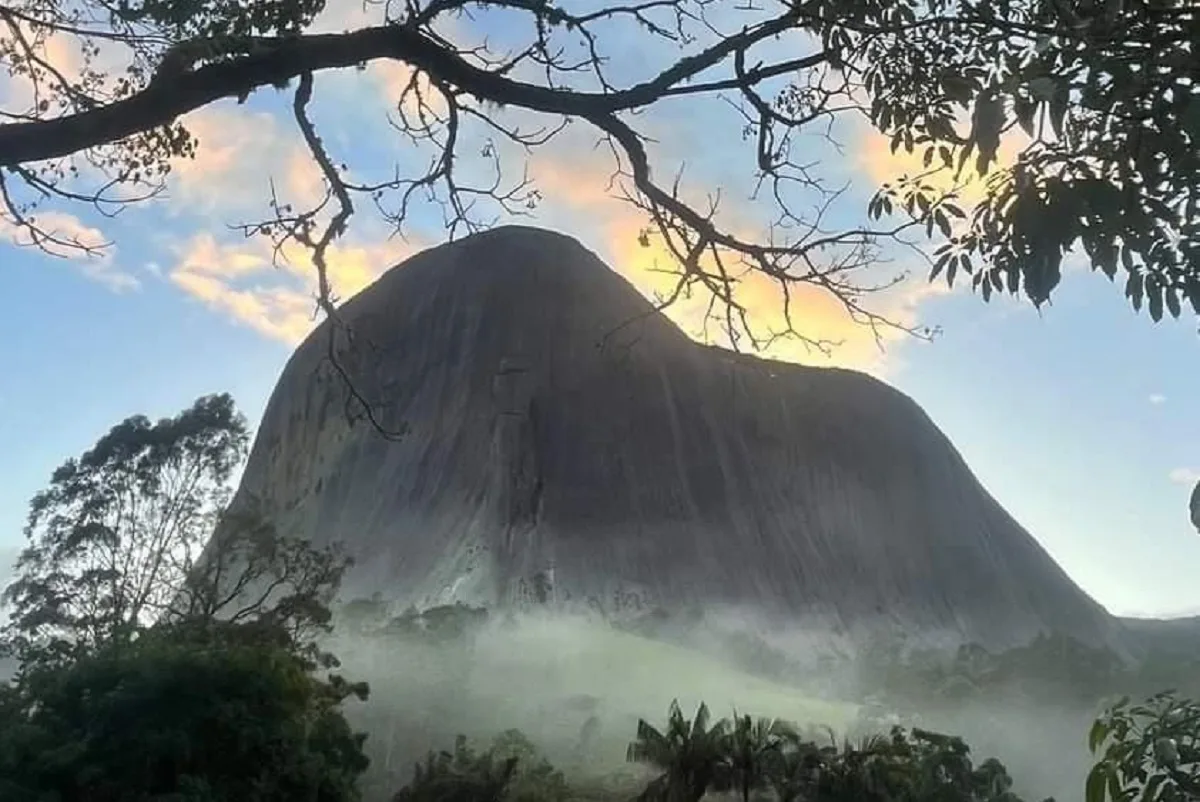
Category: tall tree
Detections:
[
  {"x1": 0, "y1": 393, "x2": 370, "y2": 801},
  {"x1": 0, "y1": 0, "x2": 1195, "y2": 366},
  {"x1": 0, "y1": 392, "x2": 349, "y2": 671},
  {"x1": 173, "y1": 497, "x2": 351, "y2": 653},
  {"x1": 1, "y1": 393, "x2": 247, "y2": 662}
]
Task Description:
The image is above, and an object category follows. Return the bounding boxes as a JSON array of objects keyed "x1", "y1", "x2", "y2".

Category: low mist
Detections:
[{"x1": 322, "y1": 605, "x2": 1108, "y2": 802}]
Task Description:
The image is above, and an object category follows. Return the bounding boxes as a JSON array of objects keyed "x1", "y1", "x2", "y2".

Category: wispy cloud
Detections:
[
  {"x1": 160, "y1": 102, "x2": 944, "y2": 374},
  {"x1": 1169, "y1": 467, "x2": 1200, "y2": 486},
  {"x1": 1, "y1": 212, "x2": 139, "y2": 292},
  {"x1": 167, "y1": 104, "x2": 327, "y2": 218},
  {"x1": 1149, "y1": 393, "x2": 1167, "y2": 405}
]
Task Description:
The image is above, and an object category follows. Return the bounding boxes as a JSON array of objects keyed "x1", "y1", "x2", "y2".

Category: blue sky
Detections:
[{"x1": 0, "y1": 2, "x2": 1197, "y2": 618}]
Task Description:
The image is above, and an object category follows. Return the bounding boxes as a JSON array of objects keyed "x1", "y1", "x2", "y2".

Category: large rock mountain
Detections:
[{"x1": 227, "y1": 225, "x2": 1124, "y2": 653}]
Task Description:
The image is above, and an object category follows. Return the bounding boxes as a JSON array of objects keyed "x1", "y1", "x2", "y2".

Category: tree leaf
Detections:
[
  {"x1": 935, "y1": 210, "x2": 951, "y2": 238},
  {"x1": 1049, "y1": 83, "x2": 1070, "y2": 139},
  {"x1": 1147, "y1": 278, "x2": 1164, "y2": 322},
  {"x1": 930, "y1": 252, "x2": 951, "y2": 281},
  {"x1": 1125, "y1": 273, "x2": 1145, "y2": 311},
  {"x1": 1165, "y1": 286, "x2": 1181, "y2": 318},
  {"x1": 1090, "y1": 720, "x2": 1110, "y2": 753},
  {"x1": 1086, "y1": 763, "x2": 1109, "y2": 802}
]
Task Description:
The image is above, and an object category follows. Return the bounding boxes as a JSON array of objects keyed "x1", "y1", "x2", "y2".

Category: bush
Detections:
[{"x1": 0, "y1": 621, "x2": 371, "y2": 802}]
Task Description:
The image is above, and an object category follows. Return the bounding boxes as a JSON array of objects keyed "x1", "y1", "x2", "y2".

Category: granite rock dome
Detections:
[{"x1": 225, "y1": 225, "x2": 1124, "y2": 652}]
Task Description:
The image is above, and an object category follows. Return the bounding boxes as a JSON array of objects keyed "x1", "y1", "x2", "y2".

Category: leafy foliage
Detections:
[
  {"x1": 0, "y1": 618, "x2": 370, "y2": 802},
  {"x1": 856, "y1": 632, "x2": 1200, "y2": 712},
  {"x1": 1087, "y1": 691, "x2": 1200, "y2": 802},
  {"x1": 768, "y1": 727, "x2": 1024, "y2": 802},
  {"x1": 395, "y1": 737, "x2": 516, "y2": 802},
  {"x1": 861, "y1": 0, "x2": 1200, "y2": 320},
  {"x1": 723, "y1": 713, "x2": 797, "y2": 802},
  {"x1": 111, "y1": 0, "x2": 327, "y2": 41},
  {"x1": 392, "y1": 729, "x2": 571, "y2": 802},
  {"x1": 0, "y1": 393, "x2": 352, "y2": 675},
  {"x1": 175, "y1": 496, "x2": 352, "y2": 659},
  {"x1": 337, "y1": 598, "x2": 491, "y2": 644},
  {"x1": 0, "y1": 394, "x2": 374, "y2": 801},
  {"x1": 0, "y1": 393, "x2": 249, "y2": 666},
  {"x1": 484, "y1": 730, "x2": 572, "y2": 802},
  {"x1": 627, "y1": 700, "x2": 731, "y2": 802}
]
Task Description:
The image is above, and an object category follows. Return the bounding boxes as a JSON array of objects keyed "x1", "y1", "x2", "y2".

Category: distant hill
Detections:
[
  {"x1": 215, "y1": 225, "x2": 1126, "y2": 655},
  {"x1": 1118, "y1": 615, "x2": 1200, "y2": 658}
]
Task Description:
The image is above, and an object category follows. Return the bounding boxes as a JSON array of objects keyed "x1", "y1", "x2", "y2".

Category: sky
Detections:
[{"x1": 0, "y1": 1, "x2": 1197, "y2": 618}]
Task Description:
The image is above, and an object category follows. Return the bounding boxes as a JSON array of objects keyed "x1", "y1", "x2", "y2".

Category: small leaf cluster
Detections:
[{"x1": 1088, "y1": 692, "x2": 1200, "y2": 802}]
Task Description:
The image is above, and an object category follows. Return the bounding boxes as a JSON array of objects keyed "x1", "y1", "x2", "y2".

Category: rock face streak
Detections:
[{"x1": 228, "y1": 226, "x2": 1121, "y2": 651}]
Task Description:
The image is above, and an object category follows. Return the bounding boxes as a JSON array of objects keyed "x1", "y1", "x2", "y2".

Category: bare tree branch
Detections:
[{"x1": 1, "y1": 0, "x2": 1195, "y2": 437}]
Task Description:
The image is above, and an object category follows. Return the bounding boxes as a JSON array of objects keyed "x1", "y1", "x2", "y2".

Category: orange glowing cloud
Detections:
[
  {"x1": 169, "y1": 231, "x2": 421, "y2": 344},
  {"x1": 527, "y1": 147, "x2": 941, "y2": 375},
  {"x1": 173, "y1": 270, "x2": 316, "y2": 343},
  {"x1": 604, "y1": 215, "x2": 945, "y2": 375}
]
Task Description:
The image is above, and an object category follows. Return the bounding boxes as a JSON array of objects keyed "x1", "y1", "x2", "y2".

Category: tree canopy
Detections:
[
  {"x1": 0, "y1": 394, "x2": 372, "y2": 801},
  {"x1": 0, "y1": 393, "x2": 248, "y2": 663},
  {"x1": 0, "y1": 392, "x2": 350, "y2": 672},
  {"x1": 0, "y1": 619, "x2": 371, "y2": 802},
  {"x1": 0, "y1": 0, "x2": 1196, "y2": 349}
]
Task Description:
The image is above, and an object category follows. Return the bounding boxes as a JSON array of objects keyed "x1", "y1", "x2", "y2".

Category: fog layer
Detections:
[{"x1": 325, "y1": 608, "x2": 1102, "y2": 802}]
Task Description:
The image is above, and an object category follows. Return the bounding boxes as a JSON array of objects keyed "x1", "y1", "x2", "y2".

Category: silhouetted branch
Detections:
[{"x1": 3, "y1": 0, "x2": 1195, "y2": 436}]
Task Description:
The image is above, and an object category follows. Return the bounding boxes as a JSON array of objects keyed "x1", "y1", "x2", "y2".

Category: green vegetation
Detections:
[
  {"x1": 4, "y1": 0, "x2": 1199, "y2": 793},
  {"x1": 1087, "y1": 693, "x2": 1200, "y2": 802},
  {"x1": 0, "y1": 393, "x2": 349, "y2": 674},
  {"x1": 1, "y1": 393, "x2": 250, "y2": 667},
  {"x1": 382, "y1": 691, "x2": 1200, "y2": 802},
  {"x1": 387, "y1": 703, "x2": 1030, "y2": 802},
  {"x1": 0, "y1": 393, "x2": 371, "y2": 801},
  {"x1": 0, "y1": 620, "x2": 370, "y2": 801}
]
